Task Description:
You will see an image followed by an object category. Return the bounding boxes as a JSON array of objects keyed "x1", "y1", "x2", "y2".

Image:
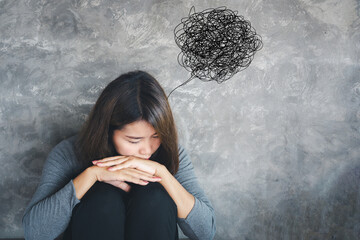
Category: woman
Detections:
[{"x1": 23, "y1": 71, "x2": 216, "y2": 240}]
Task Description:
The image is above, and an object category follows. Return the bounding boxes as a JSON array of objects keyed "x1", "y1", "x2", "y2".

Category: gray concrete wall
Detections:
[{"x1": 1, "y1": 0, "x2": 359, "y2": 239}]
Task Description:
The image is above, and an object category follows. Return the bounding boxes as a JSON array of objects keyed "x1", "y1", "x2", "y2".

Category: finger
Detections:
[
  {"x1": 93, "y1": 156, "x2": 127, "y2": 164},
  {"x1": 107, "y1": 164, "x2": 126, "y2": 171},
  {"x1": 110, "y1": 161, "x2": 156, "y2": 175},
  {"x1": 107, "y1": 161, "x2": 141, "y2": 172},
  {"x1": 95, "y1": 158, "x2": 128, "y2": 167},
  {"x1": 123, "y1": 169, "x2": 161, "y2": 182},
  {"x1": 123, "y1": 173, "x2": 149, "y2": 185},
  {"x1": 107, "y1": 160, "x2": 136, "y2": 171},
  {"x1": 93, "y1": 156, "x2": 123, "y2": 162},
  {"x1": 121, "y1": 169, "x2": 160, "y2": 185},
  {"x1": 130, "y1": 169, "x2": 160, "y2": 180}
]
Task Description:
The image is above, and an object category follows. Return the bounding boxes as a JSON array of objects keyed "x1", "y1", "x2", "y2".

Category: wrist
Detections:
[
  {"x1": 156, "y1": 164, "x2": 170, "y2": 178},
  {"x1": 87, "y1": 165, "x2": 101, "y2": 182},
  {"x1": 73, "y1": 166, "x2": 99, "y2": 200}
]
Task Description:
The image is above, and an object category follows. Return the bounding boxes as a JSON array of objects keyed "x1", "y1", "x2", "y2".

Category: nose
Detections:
[{"x1": 139, "y1": 142, "x2": 152, "y2": 158}]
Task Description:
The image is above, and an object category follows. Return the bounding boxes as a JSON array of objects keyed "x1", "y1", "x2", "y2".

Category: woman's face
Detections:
[{"x1": 112, "y1": 120, "x2": 161, "y2": 159}]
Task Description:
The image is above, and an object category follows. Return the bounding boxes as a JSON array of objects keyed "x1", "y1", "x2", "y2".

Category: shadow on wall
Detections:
[
  {"x1": 0, "y1": 106, "x2": 84, "y2": 235},
  {"x1": 241, "y1": 163, "x2": 360, "y2": 240}
]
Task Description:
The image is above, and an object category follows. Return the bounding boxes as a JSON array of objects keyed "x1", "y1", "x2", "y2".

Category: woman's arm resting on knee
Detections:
[
  {"x1": 174, "y1": 146, "x2": 216, "y2": 240},
  {"x1": 157, "y1": 165, "x2": 195, "y2": 219},
  {"x1": 22, "y1": 138, "x2": 81, "y2": 240}
]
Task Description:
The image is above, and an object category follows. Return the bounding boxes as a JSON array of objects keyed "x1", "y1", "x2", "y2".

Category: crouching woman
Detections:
[{"x1": 23, "y1": 71, "x2": 216, "y2": 240}]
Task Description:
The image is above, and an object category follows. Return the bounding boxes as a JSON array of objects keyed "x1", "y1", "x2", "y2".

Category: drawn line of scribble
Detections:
[{"x1": 168, "y1": 6, "x2": 263, "y2": 97}]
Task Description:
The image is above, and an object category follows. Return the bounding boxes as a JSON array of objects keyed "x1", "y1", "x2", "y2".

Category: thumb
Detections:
[{"x1": 117, "y1": 181, "x2": 131, "y2": 192}]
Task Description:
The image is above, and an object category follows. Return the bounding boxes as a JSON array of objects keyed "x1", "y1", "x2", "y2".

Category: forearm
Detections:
[
  {"x1": 157, "y1": 165, "x2": 195, "y2": 218},
  {"x1": 73, "y1": 166, "x2": 98, "y2": 199},
  {"x1": 23, "y1": 181, "x2": 79, "y2": 240}
]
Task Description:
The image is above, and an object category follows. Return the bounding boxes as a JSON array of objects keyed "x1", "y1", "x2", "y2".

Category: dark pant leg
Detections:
[
  {"x1": 63, "y1": 182, "x2": 127, "y2": 240},
  {"x1": 125, "y1": 182, "x2": 178, "y2": 240}
]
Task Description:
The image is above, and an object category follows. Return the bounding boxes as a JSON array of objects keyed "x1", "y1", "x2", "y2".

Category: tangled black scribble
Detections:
[{"x1": 169, "y1": 6, "x2": 263, "y2": 96}]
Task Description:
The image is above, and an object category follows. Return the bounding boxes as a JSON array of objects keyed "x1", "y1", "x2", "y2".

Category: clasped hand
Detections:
[{"x1": 92, "y1": 156, "x2": 162, "y2": 192}]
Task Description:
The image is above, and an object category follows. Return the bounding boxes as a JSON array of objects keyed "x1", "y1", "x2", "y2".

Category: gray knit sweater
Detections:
[{"x1": 22, "y1": 136, "x2": 216, "y2": 240}]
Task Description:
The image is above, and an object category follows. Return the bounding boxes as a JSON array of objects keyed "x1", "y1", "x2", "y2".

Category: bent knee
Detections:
[
  {"x1": 129, "y1": 182, "x2": 177, "y2": 214},
  {"x1": 80, "y1": 182, "x2": 126, "y2": 210}
]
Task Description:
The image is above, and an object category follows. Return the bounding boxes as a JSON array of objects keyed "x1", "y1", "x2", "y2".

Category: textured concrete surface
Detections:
[{"x1": 0, "y1": 0, "x2": 359, "y2": 239}]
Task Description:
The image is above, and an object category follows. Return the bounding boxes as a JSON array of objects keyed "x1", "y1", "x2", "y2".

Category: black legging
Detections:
[{"x1": 63, "y1": 182, "x2": 178, "y2": 240}]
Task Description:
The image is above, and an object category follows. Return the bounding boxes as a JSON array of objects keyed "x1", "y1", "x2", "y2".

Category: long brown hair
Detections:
[{"x1": 76, "y1": 71, "x2": 179, "y2": 174}]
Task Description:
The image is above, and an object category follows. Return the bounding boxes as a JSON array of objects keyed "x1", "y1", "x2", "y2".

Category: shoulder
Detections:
[
  {"x1": 45, "y1": 135, "x2": 79, "y2": 168},
  {"x1": 176, "y1": 144, "x2": 195, "y2": 176},
  {"x1": 49, "y1": 135, "x2": 77, "y2": 156},
  {"x1": 53, "y1": 135, "x2": 77, "y2": 151},
  {"x1": 178, "y1": 144, "x2": 185, "y2": 157},
  {"x1": 178, "y1": 144, "x2": 191, "y2": 165}
]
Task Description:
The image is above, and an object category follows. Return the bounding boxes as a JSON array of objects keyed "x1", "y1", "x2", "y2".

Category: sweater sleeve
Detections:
[
  {"x1": 175, "y1": 146, "x2": 216, "y2": 240},
  {"x1": 22, "y1": 137, "x2": 82, "y2": 240}
]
